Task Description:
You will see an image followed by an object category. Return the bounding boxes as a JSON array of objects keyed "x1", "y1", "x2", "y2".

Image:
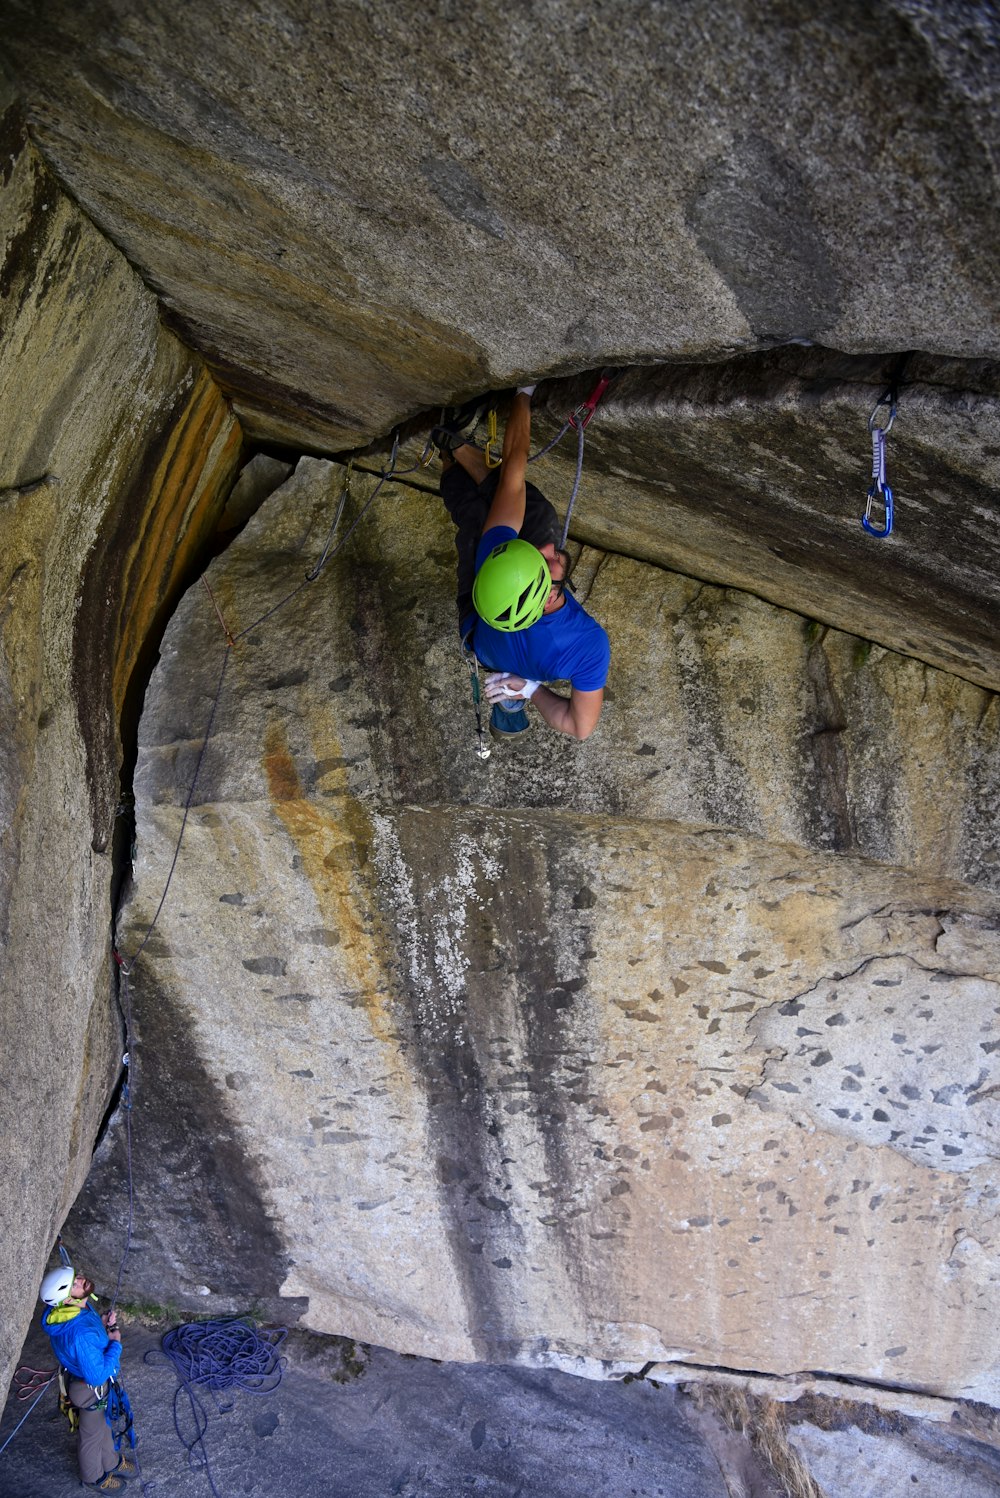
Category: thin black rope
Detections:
[
  {"x1": 528, "y1": 417, "x2": 572, "y2": 465},
  {"x1": 119, "y1": 645, "x2": 232, "y2": 977},
  {"x1": 233, "y1": 452, "x2": 395, "y2": 642},
  {"x1": 303, "y1": 460, "x2": 353, "y2": 582},
  {"x1": 108, "y1": 963, "x2": 137, "y2": 1314},
  {"x1": 120, "y1": 446, "x2": 397, "y2": 968},
  {"x1": 108, "y1": 450, "x2": 395, "y2": 1314}
]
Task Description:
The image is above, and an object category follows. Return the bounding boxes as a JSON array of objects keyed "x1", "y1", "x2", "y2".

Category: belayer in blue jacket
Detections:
[{"x1": 39, "y1": 1263, "x2": 136, "y2": 1491}]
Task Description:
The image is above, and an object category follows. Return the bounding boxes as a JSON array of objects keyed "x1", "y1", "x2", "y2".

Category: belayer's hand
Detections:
[{"x1": 484, "y1": 672, "x2": 540, "y2": 703}]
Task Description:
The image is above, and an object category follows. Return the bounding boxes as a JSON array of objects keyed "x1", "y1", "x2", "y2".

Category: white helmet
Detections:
[{"x1": 40, "y1": 1265, "x2": 75, "y2": 1306}]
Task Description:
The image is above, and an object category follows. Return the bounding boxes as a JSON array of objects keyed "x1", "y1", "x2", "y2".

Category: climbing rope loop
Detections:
[
  {"x1": 0, "y1": 1369, "x2": 55, "y2": 1459},
  {"x1": 147, "y1": 1320, "x2": 287, "y2": 1498}
]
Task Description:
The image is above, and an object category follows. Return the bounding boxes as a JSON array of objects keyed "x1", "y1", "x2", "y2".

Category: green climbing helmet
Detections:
[{"x1": 473, "y1": 539, "x2": 551, "y2": 632}]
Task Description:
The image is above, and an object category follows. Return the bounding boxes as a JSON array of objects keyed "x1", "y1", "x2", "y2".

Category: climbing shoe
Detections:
[
  {"x1": 81, "y1": 1474, "x2": 125, "y2": 1492},
  {"x1": 489, "y1": 702, "x2": 530, "y2": 741},
  {"x1": 111, "y1": 1456, "x2": 139, "y2": 1481},
  {"x1": 431, "y1": 397, "x2": 488, "y2": 453}
]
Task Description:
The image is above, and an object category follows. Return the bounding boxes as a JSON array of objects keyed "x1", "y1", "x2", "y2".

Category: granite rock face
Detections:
[
  {"x1": 71, "y1": 460, "x2": 1000, "y2": 1404},
  {"x1": 788, "y1": 1420, "x2": 1000, "y2": 1498},
  {"x1": 125, "y1": 460, "x2": 1000, "y2": 891},
  {"x1": 3, "y1": 2, "x2": 1000, "y2": 449},
  {"x1": 3, "y1": 7, "x2": 1000, "y2": 707},
  {"x1": 535, "y1": 352, "x2": 1000, "y2": 693},
  {"x1": 2, "y1": 0, "x2": 1000, "y2": 1428},
  {"x1": 0, "y1": 90, "x2": 241, "y2": 1396}
]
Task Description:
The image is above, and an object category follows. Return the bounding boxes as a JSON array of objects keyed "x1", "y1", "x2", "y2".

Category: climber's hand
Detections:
[{"x1": 484, "y1": 672, "x2": 540, "y2": 702}]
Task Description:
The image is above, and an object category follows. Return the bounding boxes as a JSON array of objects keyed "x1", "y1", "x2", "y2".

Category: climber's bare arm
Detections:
[
  {"x1": 531, "y1": 685, "x2": 603, "y2": 740},
  {"x1": 483, "y1": 392, "x2": 531, "y2": 535}
]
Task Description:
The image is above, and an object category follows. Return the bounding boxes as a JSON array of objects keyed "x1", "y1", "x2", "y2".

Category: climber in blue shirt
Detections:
[
  {"x1": 39, "y1": 1263, "x2": 135, "y2": 1491},
  {"x1": 436, "y1": 388, "x2": 609, "y2": 740}
]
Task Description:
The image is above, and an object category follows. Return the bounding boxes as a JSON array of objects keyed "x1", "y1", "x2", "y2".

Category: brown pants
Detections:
[{"x1": 67, "y1": 1378, "x2": 118, "y2": 1485}]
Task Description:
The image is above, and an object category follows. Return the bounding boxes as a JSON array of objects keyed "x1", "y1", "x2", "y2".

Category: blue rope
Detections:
[
  {"x1": 558, "y1": 415, "x2": 587, "y2": 550},
  {"x1": 159, "y1": 1320, "x2": 287, "y2": 1396},
  {"x1": 106, "y1": 1379, "x2": 138, "y2": 1455},
  {"x1": 528, "y1": 417, "x2": 572, "y2": 464},
  {"x1": 147, "y1": 1320, "x2": 286, "y2": 1498}
]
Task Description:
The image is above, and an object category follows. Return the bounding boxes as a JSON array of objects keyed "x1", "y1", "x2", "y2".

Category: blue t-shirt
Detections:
[{"x1": 469, "y1": 526, "x2": 610, "y2": 691}]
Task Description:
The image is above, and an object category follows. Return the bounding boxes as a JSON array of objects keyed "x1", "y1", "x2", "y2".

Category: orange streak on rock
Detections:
[
  {"x1": 262, "y1": 720, "x2": 393, "y2": 1041},
  {"x1": 112, "y1": 369, "x2": 242, "y2": 716}
]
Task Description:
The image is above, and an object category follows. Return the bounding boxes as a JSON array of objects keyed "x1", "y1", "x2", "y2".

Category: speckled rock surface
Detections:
[
  {"x1": 788, "y1": 1419, "x2": 1000, "y2": 1498},
  {"x1": 3, "y1": 2, "x2": 1000, "y2": 448},
  {"x1": 0, "y1": 88, "x2": 241, "y2": 1398},
  {"x1": 1, "y1": 1322, "x2": 731, "y2": 1498},
  {"x1": 68, "y1": 458, "x2": 1000, "y2": 1403},
  {"x1": 4, "y1": 0, "x2": 1000, "y2": 1433}
]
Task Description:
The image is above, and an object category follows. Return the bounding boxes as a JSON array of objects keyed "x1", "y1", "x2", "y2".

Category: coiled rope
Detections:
[{"x1": 146, "y1": 1321, "x2": 287, "y2": 1498}]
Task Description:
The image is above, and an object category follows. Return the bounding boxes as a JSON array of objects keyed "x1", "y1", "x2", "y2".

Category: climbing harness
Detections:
[
  {"x1": 862, "y1": 390, "x2": 896, "y2": 538},
  {"x1": 147, "y1": 1319, "x2": 286, "y2": 1498},
  {"x1": 55, "y1": 1369, "x2": 80, "y2": 1434},
  {"x1": 455, "y1": 369, "x2": 618, "y2": 755},
  {"x1": 483, "y1": 408, "x2": 503, "y2": 469}
]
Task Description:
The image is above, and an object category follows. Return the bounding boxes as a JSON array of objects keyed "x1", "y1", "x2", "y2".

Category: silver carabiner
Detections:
[{"x1": 868, "y1": 391, "x2": 896, "y2": 435}]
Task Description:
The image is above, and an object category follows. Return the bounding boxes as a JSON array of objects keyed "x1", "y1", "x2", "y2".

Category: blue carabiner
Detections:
[{"x1": 862, "y1": 482, "x2": 893, "y2": 538}]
